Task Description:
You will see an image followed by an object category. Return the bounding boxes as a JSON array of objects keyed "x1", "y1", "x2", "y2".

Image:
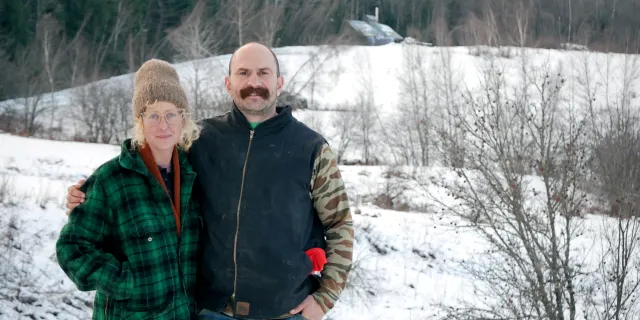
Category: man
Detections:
[{"x1": 65, "y1": 42, "x2": 354, "y2": 320}]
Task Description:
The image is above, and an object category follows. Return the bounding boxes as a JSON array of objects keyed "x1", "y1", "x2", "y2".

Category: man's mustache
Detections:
[{"x1": 240, "y1": 86, "x2": 270, "y2": 99}]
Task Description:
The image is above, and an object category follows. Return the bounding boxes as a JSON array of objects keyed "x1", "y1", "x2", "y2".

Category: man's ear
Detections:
[
  {"x1": 276, "y1": 76, "x2": 284, "y2": 96},
  {"x1": 224, "y1": 76, "x2": 232, "y2": 94}
]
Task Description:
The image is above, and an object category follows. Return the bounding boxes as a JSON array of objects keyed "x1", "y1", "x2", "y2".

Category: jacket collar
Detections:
[
  {"x1": 118, "y1": 138, "x2": 194, "y2": 177},
  {"x1": 230, "y1": 103, "x2": 293, "y2": 134},
  {"x1": 139, "y1": 144, "x2": 183, "y2": 237}
]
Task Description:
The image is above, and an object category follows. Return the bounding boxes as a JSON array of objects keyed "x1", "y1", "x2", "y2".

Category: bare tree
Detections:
[
  {"x1": 428, "y1": 53, "x2": 590, "y2": 320},
  {"x1": 390, "y1": 43, "x2": 433, "y2": 166},
  {"x1": 282, "y1": 45, "x2": 344, "y2": 109},
  {"x1": 582, "y1": 52, "x2": 640, "y2": 320},
  {"x1": 184, "y1": 59, "x2": 232, "y2": 120},
  {"x1": 586, "y1": 112, "x2": 640, "y2": 319},
  {"x1": 509, "y1": 0, "x2": 533, "y2": 47},
  {"x1": 110, "y1": 76, "x2": 135, "y2": 143},
  {"x1": 124, "y1": 28, "x2": 154, "y2": 74},
  {"x1": 0, "y1": 104, "x2": 20, "y2": 134},
  {"x1": 353, "y1": 52, "x2": 377, "y2": 165},
  {"x1": 219, "y1": 0, "x2": 260, "y2": 47},
  {"x1": 167, "y1": 0, "x2": 229, "y2": 119},
  {"x1": 84, "y1": 0, "x2": 132, "y2": 81},
  {"x1": 67, "y1": 31, "x2": 91, "y2": 88},
  {"x1": 432, "y1": 47, "x2": 465, "y2": 168},
  {"x1": 459, "y1": 6, "x2": 501, "y2": 56},
  {"x1": 0, "y1": 50, "x2": 22, "y2": 133},
  {"x1": 167, "y1": 0, "x2": 221, "y2": 62},
  {"x1": 330, "y1": 107, "x2": 358, "y2": 163},
  {"x1": 72, "y1": 81, "x2": 119, "y2": 143},
  {"x1": 185, "y1": 60, "x2": 211, "y2": 118},
  {"x1": 253, "y1": 0, "x2": 285, "y2": 47},
  {"x1": 480, "y1": 3, "x2": 502, "y2": 47},
  {"x1": 430, "y1": 13, "x2": 451, "y2": 47},
  {"x1": 459, "y1": 13, "x2": 486, "y2": 47},
  {"x1": 12, "y1": 46, "x2": 46, "y2": 136},
  {"x1": 35, "y1": 13, "x2": 66, "y2": 133}
]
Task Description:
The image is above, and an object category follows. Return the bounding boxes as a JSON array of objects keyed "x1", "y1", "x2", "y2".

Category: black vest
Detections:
[{"x1": 190, "y1": 105, "x2": 327, "y2": 319}]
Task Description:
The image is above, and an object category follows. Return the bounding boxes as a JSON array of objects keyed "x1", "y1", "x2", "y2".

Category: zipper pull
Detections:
[{"x1": 249, "y1": 130, "x2": 254, "y2": 140}]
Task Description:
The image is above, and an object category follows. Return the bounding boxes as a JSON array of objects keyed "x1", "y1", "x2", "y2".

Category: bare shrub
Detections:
[
  {"x1": 582, "y1": 53, "x2": 640, "y2": 318},
  {"x1": 34, "y1": 180, "x2": 58, "y2": 209},
  {"x1": 72, "y1": 81, "x2": 129, "y2": 144},
  {"x1": 389, "y1": 43, "x2": 433, "y2": 166},
  {"x1": 431, "y1": 48, "x2": 465, "y2": 168},
  {"x1": 340, "y1": 223, "x2": 378, "y2": 308},
  {"x1": 0, "y1": 212, "x2": 42, "y2": 301},
  {"x1": 428, "y1": 52, "x2": 591, "y2": 319},
  {"x1": 351, "y1": 52, "x2": 379, "y2": 165},
  {"x1": 0, "y1": 105, "x2": 23, "y2": 134},
  {"x1": 0, "y1": 174, "x2": 18, "y2": 206},
  {"x1": 330, "y1": 107, "x2": 358, "y2": 164},
  {"x1": 282, "y1": 45, "x2": 344, "y2": 110},
  {"x1": 373, "y1": 167, "x2": 412, "y2": 212},
  {"x1": 167, "y1": 0, "x2": 221, "y2": 61}
]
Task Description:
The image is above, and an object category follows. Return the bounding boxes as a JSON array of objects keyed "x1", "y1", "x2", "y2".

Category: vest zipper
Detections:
[{"x1": 231, "y1": 130, "x2": 254, "y2": 313}]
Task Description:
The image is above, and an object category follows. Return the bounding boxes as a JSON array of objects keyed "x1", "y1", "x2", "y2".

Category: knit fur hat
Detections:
[{"x1": 132, "y1": 59, "x2": 188, "y2": 118}]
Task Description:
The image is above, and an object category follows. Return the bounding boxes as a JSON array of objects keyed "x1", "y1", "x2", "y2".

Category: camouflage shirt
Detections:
[{"x1": 309, "y1": 143, "x2": 354, "y2": 313}]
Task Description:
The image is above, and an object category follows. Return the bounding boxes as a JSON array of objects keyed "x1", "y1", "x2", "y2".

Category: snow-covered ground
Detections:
[
  {"x1": 0, "y1": 131, "x2": 637, "y2": 319},
  {"x1": 0, "y1": 133, "x2": 464, "y2": 320},
  {"x1": 0, "y1": 133, "x2": 433, "y2": 318}
]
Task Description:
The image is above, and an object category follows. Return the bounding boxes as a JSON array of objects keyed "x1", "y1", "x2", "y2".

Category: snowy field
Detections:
[{"x1": 0, "y1": 132, "x2": 636, "y2": 319}]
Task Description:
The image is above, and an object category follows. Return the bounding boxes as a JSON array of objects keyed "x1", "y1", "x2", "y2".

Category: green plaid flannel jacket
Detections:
[{"x1": 56, "y1": 139, "x2": 202, "y2": 320}]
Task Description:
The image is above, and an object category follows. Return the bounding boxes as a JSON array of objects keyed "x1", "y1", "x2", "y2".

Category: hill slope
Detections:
[{"x1": 2, "y1": 44, "x2": 639, "y2": 165}]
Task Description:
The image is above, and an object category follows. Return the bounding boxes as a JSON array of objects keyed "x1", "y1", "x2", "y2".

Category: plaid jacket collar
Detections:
[{"x1": 117, "y1": 139, "x2": 195, "y2": 178}]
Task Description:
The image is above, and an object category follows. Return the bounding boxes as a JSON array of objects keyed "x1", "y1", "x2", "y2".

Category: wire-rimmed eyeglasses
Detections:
[{"x1": 140, "y1": 109, "x2": 186, "y2": 126}]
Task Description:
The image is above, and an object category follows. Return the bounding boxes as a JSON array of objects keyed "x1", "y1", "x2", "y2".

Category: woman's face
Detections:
[{"x1": 140, "y1": 101, "x2": 184, "y2": 152}]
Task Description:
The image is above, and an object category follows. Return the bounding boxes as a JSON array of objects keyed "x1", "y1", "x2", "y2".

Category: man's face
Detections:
[{"x1": 225, "y1": 44, "x2": 284, "y2": 116}]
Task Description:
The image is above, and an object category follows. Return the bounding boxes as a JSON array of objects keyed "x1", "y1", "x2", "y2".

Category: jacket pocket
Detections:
[{"x1": 121, "y1": 216, "x2": 178, "y2": 312}]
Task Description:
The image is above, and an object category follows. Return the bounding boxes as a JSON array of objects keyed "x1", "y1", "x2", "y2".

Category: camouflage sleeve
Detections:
[{"x1": 310, "y1": 142, "x2": 354, "y2": 313}]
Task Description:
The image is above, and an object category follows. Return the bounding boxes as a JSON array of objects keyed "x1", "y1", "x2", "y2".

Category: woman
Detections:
[{"x1": 56, "y1": 59, "x2": 202, "y2": 320}]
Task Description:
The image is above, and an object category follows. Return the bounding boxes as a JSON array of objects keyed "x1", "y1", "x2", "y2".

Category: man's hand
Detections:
[
  {"x1": 65, "y1": 179, "x2": 86, "y2": 215},
  {"x1": 290, "y1": 295, "x2": 325, "y2": 320}
]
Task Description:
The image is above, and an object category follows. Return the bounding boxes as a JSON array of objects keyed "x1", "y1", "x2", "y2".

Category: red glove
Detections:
[{"x1": 305, "y1": 248, "x2": 327, "y2": 276}]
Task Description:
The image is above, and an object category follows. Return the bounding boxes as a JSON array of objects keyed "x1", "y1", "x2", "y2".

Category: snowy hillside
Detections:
[{"x1": 3, "y1": 43, "x2": 640, "y2": 165}]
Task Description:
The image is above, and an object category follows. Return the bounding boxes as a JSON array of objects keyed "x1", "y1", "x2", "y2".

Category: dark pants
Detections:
[{"x1": 197, "y1": 309, "x2": 307, "y2": 320}]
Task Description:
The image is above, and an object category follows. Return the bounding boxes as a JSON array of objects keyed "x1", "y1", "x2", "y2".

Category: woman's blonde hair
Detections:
[{"x1": 131, "y1": 101, "x2": 201, "y2": 151}]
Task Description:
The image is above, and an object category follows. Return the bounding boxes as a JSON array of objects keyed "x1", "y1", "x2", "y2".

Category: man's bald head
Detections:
[
  {"x1": 228, "y1": 42, "x2": 281, "y2": 77},
  {"x1": 224, "y1": 42, "x2": 285, "y2": 120}
]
